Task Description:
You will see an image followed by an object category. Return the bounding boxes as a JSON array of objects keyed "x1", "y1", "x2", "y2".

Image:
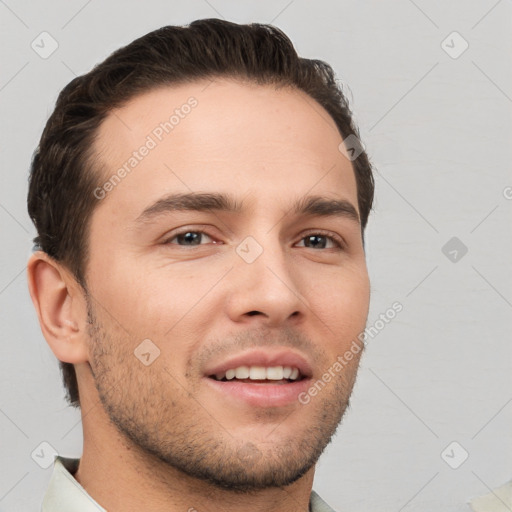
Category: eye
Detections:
[
  {"x1": 296, "y1": 232, "x2": 344, "y2": 250},
  {"x1": 162, "y1": 229, "x2": 344, "y2": 250},
  {"x1": 164, "y1": 230, "x2": 218, "y2": 246}
]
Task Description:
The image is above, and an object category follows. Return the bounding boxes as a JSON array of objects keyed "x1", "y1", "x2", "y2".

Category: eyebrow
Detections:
[{"x1": 134, "y1": 192, "x2": 360, "y2": 225}]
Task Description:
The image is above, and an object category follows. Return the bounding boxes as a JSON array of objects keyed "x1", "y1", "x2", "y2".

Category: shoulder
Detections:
[{"x1": 310, "y1": 490, "x2": 340, "y2": 512}]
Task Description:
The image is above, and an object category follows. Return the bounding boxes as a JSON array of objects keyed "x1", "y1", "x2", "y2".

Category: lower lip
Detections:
[{"x1": 204, "y1": 377, "x2": 311, "y2": 408}]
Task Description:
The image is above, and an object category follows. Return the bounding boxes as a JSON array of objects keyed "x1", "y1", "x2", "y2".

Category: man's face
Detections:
[{"x1": 83, "y1": 79, "x2": 370, "y2": 490}]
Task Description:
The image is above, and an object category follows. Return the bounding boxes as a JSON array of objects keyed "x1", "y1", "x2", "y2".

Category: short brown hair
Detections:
[{"x1": 27, "y1": 18, "x2": 374, "y2": 408}]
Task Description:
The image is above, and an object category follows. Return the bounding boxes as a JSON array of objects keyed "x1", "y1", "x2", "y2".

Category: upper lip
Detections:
[{"x1": 204, "y1": 349, "x2": 313, "y2": 379}]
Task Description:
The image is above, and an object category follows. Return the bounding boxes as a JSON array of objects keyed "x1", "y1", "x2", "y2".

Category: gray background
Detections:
[{"x1": 1, "y1": 1, "x2": 511, "y2": 511}]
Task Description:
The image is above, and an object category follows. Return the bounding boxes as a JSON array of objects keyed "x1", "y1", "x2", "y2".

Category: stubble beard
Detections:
[{"x1": 85, "y1": 297, "x2": 360, "y2": 493}]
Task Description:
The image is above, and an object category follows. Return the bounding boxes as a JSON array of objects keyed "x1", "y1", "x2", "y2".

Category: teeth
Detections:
[
  {"x1": 212, "y1": 365, "x2": 302, "y2": 382},
  {"x1": 249, "y1": 366, "x2": 267, "y2": 379},
  {"x1": 282, "y1": 366, "x2": 292, "y2": 379},
  {"x1": 266, "y1": 366, "x2": 283, "y2": 380},
  {"x1": 235, "y1": 366, "x2": 250, "y2": 379}
]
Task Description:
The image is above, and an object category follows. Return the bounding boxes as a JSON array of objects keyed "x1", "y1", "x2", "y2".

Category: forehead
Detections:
[{"x1": 91, "y1": 79, "x2": 357, "y2": 223}]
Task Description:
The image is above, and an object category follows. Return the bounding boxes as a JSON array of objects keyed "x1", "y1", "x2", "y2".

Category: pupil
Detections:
[
  {"x1": 306, "y1": 235, "x2": 325, "y2": 249},
  {"x1": 179, "y1": 232, "x2": 200, "y2": 245}
]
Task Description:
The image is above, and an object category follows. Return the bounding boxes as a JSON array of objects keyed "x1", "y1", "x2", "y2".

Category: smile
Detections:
[{"x1": 209, "y1": 365, "x2": 302, "y2": 382}]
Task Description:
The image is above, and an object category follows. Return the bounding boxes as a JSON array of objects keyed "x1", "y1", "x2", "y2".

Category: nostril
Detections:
[{"x1": 247, "y1": 311, "x2": 261, "y2": 316}]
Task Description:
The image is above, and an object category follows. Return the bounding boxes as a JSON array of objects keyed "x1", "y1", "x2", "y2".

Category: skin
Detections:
[{"x1": 27, "y1": 78, "x2": 370, "y2": 512}]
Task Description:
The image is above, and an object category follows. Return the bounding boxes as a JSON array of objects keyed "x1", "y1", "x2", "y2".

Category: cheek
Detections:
[
  {"x1": 89, "y1": 260, "x2": 222, "y2": 361},
  {"x1": 89, "y1": 253, "x2": 174, "y2": 324},
  {"x1": 309, "y1": 265, "x2": 370, "y2": 339},
  {"x1": 130, "y1": 265, "x2": 227, "y2": 329}
]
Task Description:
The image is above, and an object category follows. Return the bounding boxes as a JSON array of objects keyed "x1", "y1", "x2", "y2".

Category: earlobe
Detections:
[{"x1": 27, "y1": 252, "x2": 89, "y2": 364}]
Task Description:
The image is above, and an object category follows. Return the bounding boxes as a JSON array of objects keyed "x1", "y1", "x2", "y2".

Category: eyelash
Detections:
[{"x1": 163, "y1": 228, "x2": 345, "y2": 250}]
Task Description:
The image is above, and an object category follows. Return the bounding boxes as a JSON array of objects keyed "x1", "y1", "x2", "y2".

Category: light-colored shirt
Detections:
[{"x1": 42, "y1": 456, "x2": 337, "y2": 511}]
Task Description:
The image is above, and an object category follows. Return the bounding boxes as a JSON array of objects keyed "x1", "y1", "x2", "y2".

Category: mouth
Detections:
[
  {"x1": 208, "y1": 365, "x2": 304, "y2": 384},
  {"x1": 203, "y1": 350, "x2": 313, "y2": 408}
]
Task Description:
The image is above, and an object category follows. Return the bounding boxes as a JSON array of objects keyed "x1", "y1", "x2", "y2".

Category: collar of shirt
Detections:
[{"x1": 42, "y1": 456, "x2": 337, "y2": 512}]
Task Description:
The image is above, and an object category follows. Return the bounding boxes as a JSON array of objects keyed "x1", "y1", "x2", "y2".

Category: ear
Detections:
[{"x1": 27, "y1": 251, "x2": 89, "y2": 364}]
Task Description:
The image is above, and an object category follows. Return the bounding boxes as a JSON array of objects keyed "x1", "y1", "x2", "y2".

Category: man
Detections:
[{"x1": 27, "y1": 18, "x2": 374, "y2": 511}]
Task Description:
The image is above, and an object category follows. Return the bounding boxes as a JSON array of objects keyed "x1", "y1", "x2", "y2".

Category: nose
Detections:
[{"x1": 224, "y1": 236, "x2": 307, "y2": 328}]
